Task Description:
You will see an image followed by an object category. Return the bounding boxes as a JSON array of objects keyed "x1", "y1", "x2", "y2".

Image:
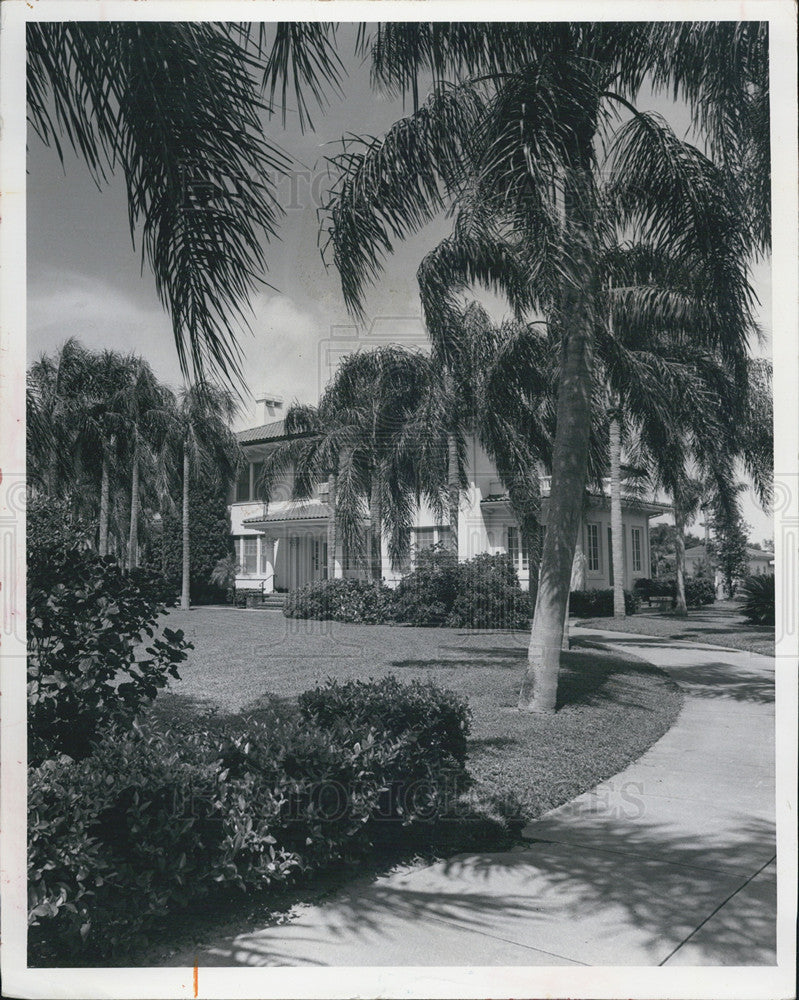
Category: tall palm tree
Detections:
[
  {"x1": 116, "y1": 356, "x2": 176, "y2": 570},
  {"x1": 27, "y1": 22, "x2": 343, "y2": 388},
  {"x1": 323, "y1": 24, "x2": 761, "y2": 711},
  {"x1": 168, "y1": 384, "x2": 240, "y2": 609}
]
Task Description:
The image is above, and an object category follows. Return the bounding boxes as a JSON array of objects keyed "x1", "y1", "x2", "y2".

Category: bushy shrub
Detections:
[
  {"x1": 391, "y1": 546, "x2": 460, "y2": 626},
  {"x1": 738, "y1": 573, "x2": 774, "y2": 625},
  {"x1": 447, "y1": 553, "x2": 530, "y2": 629},
  {"x1": 28, "y1": 542, "x2": 191, "y2": 764},
  {"x1": 684, "y1": 575, "x2": 716, "y2": 608},
  {"x1": 299, "y1": 674, "x2": 472, "y2": 769},
  {"x1": 283, "y1": 578, "x2": 395, "y2": 623},
  {"x1": 284, "y1": 550, "x2": 529, "y2": 630},
  {"x1": 569, "y1": 588, "x2": 640, "y2": 617},
  {"x1": 29, "y1": 676, "x2": 474, "y2": 963}
]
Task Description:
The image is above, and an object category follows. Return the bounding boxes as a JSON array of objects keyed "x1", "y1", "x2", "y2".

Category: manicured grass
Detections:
[
  {"x1": 149, "y1": 607, "x2": 684, "y2": 820},
  {"x1": 578, "y1": 600, "x2": 774, "y2": 656}
]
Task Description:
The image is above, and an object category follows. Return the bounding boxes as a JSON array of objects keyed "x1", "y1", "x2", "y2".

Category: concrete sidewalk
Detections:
[{"x1": 188, "y1": 628, "x2": 776, "y2": 968}]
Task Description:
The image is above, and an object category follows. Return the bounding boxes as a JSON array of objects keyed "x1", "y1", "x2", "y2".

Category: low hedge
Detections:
[
  {"x1": 284, "y1": 551, "x2": 529, "y2": 630},
  {"x1": 283, "y1": 578, "x2": 395, "y2": 624},
  {"x1": 633, "y1": 576, "x2": 716, "y2": 609},
  {"x1": 569, "y1": 588, "x2": 640, "y2": 617},
  {"x1": 28, "y1": 678, "x2": 472, "y2": 964}
]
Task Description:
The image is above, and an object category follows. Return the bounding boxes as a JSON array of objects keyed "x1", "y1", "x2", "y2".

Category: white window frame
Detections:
[
  {"x1": 586, "y1": 523, "x2": 600, "y2": 573},
  {"x1": 507, "y1": 526, "x2": 530, "y2": 571},
  {"x1": 631, "y1": 527, "x2": 642, "y2": 573}
]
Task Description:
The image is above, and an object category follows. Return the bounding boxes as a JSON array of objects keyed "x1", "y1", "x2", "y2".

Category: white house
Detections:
[
  {"x1": 684, "y1": 544, "x2": 774, "y2": 581},
  {"x1": 230, "y1": 395, "x2": 669, "y2": 595}
]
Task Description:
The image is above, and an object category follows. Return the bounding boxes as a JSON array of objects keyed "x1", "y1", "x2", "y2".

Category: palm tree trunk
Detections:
[
  {"x1": 98, "y1": 445, "x2": 112, "y2": 556},
  {"x1": 609, "y1": 413, "x2": 625, "y2": 618},
  {"x1": 327, "y1": 468, "x2": 340, "y2": 580},
  {"x1": 181, "y1": 446, "x2": 190, "y2": 610},
  {"x1": 369, "y1": 480, "x2": 382, "y2": 582},
  {"x1": 519, "y1": 164, "x2": 596, "y2": 714},
  {"x1": 128, "y1": 441, "x2": 140, "y2": 571},
  {"x1": 446, "y1": 432, "x2": 459, "y2": 558},
  {"x1": 673, "y1": 497, "x2": 688, "y2": 616}
]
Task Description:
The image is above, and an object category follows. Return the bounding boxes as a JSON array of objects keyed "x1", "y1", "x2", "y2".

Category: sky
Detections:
[{"x1": 26, "y1": 24, "x2": 773, "y2": 542}]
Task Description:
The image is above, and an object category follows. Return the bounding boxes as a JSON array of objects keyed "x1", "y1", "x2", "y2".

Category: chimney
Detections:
[{"x1": 256, "y1": 392, "x2": 284, "y2": 423}]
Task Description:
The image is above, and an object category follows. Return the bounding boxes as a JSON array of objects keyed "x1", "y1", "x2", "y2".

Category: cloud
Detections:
[{"x1": 27, "y1": 264, "x2": 182, "y2": 385}]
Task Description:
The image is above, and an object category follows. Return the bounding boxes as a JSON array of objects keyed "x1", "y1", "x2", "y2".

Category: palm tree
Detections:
[
  {"x1": 168, "y1": 384, "x2": 240, "y2": 609},
  {"x1": 328, "y1": 347, "x2": 442, "y2": 580},
  {"x1": 26, "y1": 338, "x2": 91, "y2": 497},
  {"x1": 323, "y1": 24, "x2": 762, "y2": 711},
  {"x1": 119, "y1": 357, "x2": 176, "y2": 570},
  {"x1": 27, "y1": 22, "x2": 343, "y2": 388}
]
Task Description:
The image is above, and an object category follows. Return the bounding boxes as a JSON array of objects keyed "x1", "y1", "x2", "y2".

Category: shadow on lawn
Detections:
[{"x1": 198, "y1": 812, "x2": 775, "y2": 967}]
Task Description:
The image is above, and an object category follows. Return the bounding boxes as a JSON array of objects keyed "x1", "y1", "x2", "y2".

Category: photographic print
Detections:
[{"x1": 1, "y1": 3, "x2": 796, "y2": 998}]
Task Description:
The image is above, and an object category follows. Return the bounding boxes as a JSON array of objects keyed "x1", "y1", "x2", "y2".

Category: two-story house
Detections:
[{"x1": 230, "y1": 394, "x2": 670, "y2": 595}]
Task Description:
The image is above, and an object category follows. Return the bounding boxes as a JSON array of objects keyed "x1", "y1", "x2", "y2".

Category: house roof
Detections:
[
  {"x1": 480, "y1": 491, "x2": 671, "y2": 517},
  {"x1": 243, "y1": 502, "x2": 331, "y2": 524},
  {"x1": 236, "y1": 419, "x2": 286, "y2": 444}
]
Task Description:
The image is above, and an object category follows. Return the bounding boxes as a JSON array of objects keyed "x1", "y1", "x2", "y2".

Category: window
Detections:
[
  {"x1": 507, "y1": 526, "x2": 530, "y2": 571},
  {"x1": 235, "y1": 465, "x2": 250, "y2": 502},
  {"x1": 413, "y1": 526, "x2": 451, "y2": 557},
  {"x1": 252, "y1": 461, "x2": 265, "y2": 501},
  {"x1": 631, "y1": 527, "x2": 642, "y2": 573},
  {"x1": 414, "y1": 527, "x2": 437, "y2": 552},
  {"x1": 243, "y1": 537, "x2": 258, "y2": 575},
  {"x1": 586, "y1": 523, "x2": 600, "y2": 572}
]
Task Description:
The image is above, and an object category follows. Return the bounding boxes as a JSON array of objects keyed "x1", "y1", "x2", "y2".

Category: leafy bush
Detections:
[
  {"x1": 29, "y1": 677, "x2": 474, "y2": 963},
  {"x1": 28, "y1": 542, "x2": 191, "y2": 764},
  {"x1": 299, "y1": 675, "x2": 472, "y2": 769},
  {"x1": 390, "y1": 546, "x2": 460, "y2": 626},
  {"x1": 284, "y1": 550, "x2": 529, "y2": 630},
  {"x1": 283, "y1": 578, "x2": 395, "y2": 623},
  {"x1": 738, "y1": 573, "x2": 774, "y2": 625},
  {"x1": 684, "y1": 575, "x2": 716, "y2": 608},
  {"x1": 569, "y1": 588, "x2": 640, "y2": 617},
  {"x1": 447, "y1": 553, "x2": 529, "y2": 629}
]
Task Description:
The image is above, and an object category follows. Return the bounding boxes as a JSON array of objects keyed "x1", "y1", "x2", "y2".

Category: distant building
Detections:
[
  {"x1": 230, "y1": 395, "x2": 671, "y2": 594},
  {"x1": 684, "y1": 544, "x2": 774, "y2": 578}
]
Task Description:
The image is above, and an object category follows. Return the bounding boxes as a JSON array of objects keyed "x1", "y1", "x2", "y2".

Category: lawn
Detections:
[
  {"x1": 149, "y1": 607, "x2": 684, "y2": 819},
  {"x1": 578, "y1": 600, "x2": 775, "y2": 656}
]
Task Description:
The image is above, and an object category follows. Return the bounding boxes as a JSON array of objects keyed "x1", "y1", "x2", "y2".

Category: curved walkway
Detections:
[{"x1": 189, "y1": 627, "x2": 775, "y2": 968}]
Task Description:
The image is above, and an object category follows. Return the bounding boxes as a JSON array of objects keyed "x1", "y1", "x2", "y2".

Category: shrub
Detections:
[
  {"x1": 29, "y1": 677, "x2": 474, "y2": 963},
  {"x1": 390, "y1": 546, "x2": 460, "y2": 626},
  {"x1": 299, "y1": 674, "x2": 472, "y2": 768},
  {"x1": 684, "y1": 576, "x2": 716, "y2": 608},
  {"x1": 283, "y1": 578, "x2": 395, "y2": 623},
  {"x1": 569, "y1": 588, "x2": 640, "y2": 617},
  {"x1": 28, "y1": 543, "x2": 191, "y2": 764},
  {"x1": 738, "y1": 573, "x2": 775, "y2": 625},
  {"x1": 447, "y1": 553, "x2": 529, "y2": 629}
]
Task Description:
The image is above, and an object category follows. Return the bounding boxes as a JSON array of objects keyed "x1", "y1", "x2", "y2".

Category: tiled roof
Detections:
[
  {"x1": 243, "y1": 502, "x2": 331, "y2": 524},
  {"x1": 236, "y1": 419, "x2": 286, "y2": 444}
]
